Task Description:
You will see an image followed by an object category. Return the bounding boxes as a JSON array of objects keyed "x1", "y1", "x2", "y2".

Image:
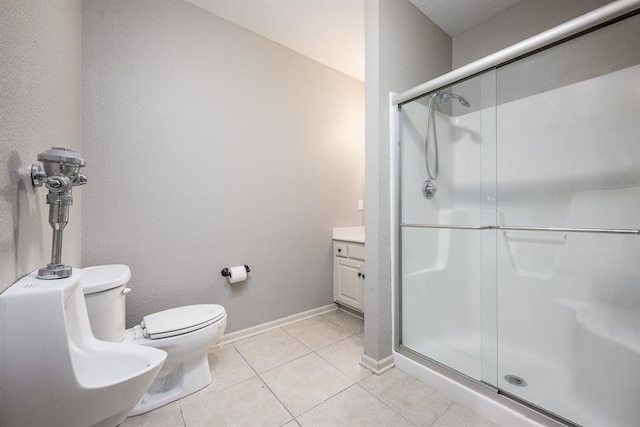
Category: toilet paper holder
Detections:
[{"x1": 221, "y1": 265, "x2": 250, "y2": 277}]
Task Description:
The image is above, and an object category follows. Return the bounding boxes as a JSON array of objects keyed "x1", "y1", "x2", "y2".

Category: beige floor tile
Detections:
[
  {"x1": 282, "y1": 317, "x2": 352, "y2": 350},
  {"x1": 432, "y1": 403, "x2": 501, "y2": 427},
  {"x1": 260, "y1": 352, "x2": 354, "y2": 416},
  {"x1": 180, "y1": 377, "x2": 292, "y2": 427},
  {"x1": 316, "y1": 335, "x2": 372, "y2": 382},
  {"x1": 360, "y1": 368, "x2": 453, "y2": 426},
  {"x1": 320, "y1": 310, "x2": 364, "y2": 334},
  {"x1": 120, "y1": 402, "x2": 184, "y2": 427},
  {"x1": 297, "y1": 384, "x2": 414, "y2": 427},
  {"x1": 234, "y1": 328, "x2": 311, "y2": 373},
  {"x1": 209, "y1": 344, "x2": 257, "y2": 391},
  {"x1": 180, "y1": 344, "x2": 257, "y2": 406}
]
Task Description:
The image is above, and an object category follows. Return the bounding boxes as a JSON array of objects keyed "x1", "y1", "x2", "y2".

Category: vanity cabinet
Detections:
[{"x1": 333, "y1": 241, "x2": 365, "y2": 312}]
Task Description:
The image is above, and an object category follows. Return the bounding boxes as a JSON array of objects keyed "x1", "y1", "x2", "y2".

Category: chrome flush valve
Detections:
[{"x1": 31, "y1": 147, "x2": 87, "y2": 279}]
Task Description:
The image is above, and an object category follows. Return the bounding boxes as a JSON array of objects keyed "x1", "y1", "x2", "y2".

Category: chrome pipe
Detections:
[{"x1": 51, "y1": 229, "x2": 64, "y2": 265}]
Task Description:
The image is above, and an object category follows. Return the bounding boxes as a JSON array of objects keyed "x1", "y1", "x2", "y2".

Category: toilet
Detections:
[{"x1": 80, "y1": 264, "x2": 227, "y2": 416}]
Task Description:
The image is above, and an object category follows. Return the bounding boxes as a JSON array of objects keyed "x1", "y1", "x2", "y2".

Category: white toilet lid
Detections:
[{"x1": 141, "y1": 304, "x2": 226, "y2": 340}]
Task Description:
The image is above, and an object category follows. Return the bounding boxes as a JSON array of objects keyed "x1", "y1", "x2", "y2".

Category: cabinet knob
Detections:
[
  {"x1": 358, "y1": 273, "x2": 362, "y2": 277},
  {"x1": 338, "y1": 248, "x2": 342, "y2": 252},
  {"x1": 362, "y1": 274, "x2": 365, "y2": 279}
]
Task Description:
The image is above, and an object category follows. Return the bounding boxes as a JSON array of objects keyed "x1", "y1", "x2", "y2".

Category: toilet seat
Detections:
[{"x1": 141, "y1": 304, "x2": 225, "y2": 340}]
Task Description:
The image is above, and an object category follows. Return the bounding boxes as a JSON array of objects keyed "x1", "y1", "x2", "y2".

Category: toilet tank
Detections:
[{"x1": 80, "y1": 265, "x2": 132, "y2": 343}]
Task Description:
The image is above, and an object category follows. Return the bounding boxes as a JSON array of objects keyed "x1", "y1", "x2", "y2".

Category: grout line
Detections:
[
  {"x1": 285, "y1": 331, "x2": 363, "y2": 419},
  {"x1": 293, "y1": 382, "x2": 358, "y2": 420},
  {"x1": 181, "y1": 374, "x2": 261, "y2": 409},
  {"x1": 233, "y1": 342, "x2": 263, "y2": 377},
  {"x1": 428, "y1": 402, "x2": 456, "y2": 427},
  {"x1": 178, "y1": 312, "x2": 367, "y2": 425},
  {"x1": 280, "y1": 318, "x2": 358, "y2": 352},
  {"x1": 357, "y1": 381, "x2": 421, "y2": 427},
  {"x1": 178, "y1": 401, "x2": 187, "y2": 427},
  {"x1": 279, "y1": 325, "x2": 316, "y2": 350},
  {"x1": 314, "y1": 339, "x2": 372, "y2": 382},
  {"x1": 255, "y1": 375, "x2": 297, "y2": 424},
  {"x1": 180, "y1": 345, "x2": 257, "y2": 407},
  {"x1": 253, "y1": 322, "x2": 360, "y2": 421},
  {"x1": 257, "y1": 350, "x2": 313, "y2": 376},
  {"x1": 233, "y1": 333, "x2": 312, "y2": 378},
  {"x1": 323, "y1": 319, "x2": 363, "y2": 337}
]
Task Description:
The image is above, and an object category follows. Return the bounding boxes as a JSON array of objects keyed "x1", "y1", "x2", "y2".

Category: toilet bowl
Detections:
[
  {"x1": 80, "y1": 265, "x2": 227, "y2": 416},
  {"x1": 0, "y1": 269, "x2": 166, "y2": 427}
]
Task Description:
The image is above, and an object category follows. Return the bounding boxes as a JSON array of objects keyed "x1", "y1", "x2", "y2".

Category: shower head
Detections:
[{"x1": 435, "y1": 91, "x2": 471, "y2": 108}]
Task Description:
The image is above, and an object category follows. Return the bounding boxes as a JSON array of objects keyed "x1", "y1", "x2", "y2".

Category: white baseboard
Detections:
[
  {"x1": 359, "y1": 353, "x2": 395, "y2": 375},
  {"x1": 220, "y1": 303, "x2": 338, "y2": 345}
]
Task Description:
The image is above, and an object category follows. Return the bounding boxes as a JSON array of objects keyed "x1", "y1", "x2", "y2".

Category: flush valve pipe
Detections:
[{"x1": 31, "y1": 147, "x2": 87, "y2": 279}]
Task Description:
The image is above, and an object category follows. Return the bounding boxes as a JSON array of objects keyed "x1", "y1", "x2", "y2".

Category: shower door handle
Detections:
[
  {"x1": 401, "y1": 223, "x2": 640, "y2": 235},
  {"x1": 400, "y1": 223, "x2": 492, "y2": 230},
  {"x1": 496, "y1": 225, "x2": 640, "y2": 235}
]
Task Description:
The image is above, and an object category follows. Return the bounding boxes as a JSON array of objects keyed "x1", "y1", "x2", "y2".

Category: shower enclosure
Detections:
[{"x1": 394, "y1": 3, "x2": 640, "y2": 426}]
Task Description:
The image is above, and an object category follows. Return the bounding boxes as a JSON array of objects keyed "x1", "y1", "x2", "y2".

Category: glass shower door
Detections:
[
  {"x1": 495, "y1": 13, "x2": 640, "y2": 426},
  {"x1": 399, "y1": 71, "x2": 497, "y2": 385},
  {"x1": 398, "y1": 10, "x2": 640, "y2": 427}
]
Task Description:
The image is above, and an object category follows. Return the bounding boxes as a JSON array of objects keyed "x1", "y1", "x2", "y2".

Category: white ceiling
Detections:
[
  {"x1": 185, "y1": 0, "x2": 524, "y2": 82},
  {"x1": 186, "y1": 0, "x2": 365, "y2": 80}
]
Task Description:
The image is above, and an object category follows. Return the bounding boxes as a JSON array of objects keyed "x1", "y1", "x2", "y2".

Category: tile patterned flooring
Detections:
[{"x1": 122, "y1": 309, "x2": 500, "y2": 427}]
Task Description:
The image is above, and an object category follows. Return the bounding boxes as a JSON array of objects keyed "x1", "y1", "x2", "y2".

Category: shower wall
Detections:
[{"x1": 81, "y1": 0, "x2": 364, "y2": 333}]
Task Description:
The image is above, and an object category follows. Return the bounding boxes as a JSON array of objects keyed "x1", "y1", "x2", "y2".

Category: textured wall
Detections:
[
  {"x1": 0, "y1": 0, "x2": 82, "y2": 292},
  {"x1": 364, "y1": 0, "x2": 451, "y2": 361},
  {"x1": 81, "y1": 0, "x2": 364, "y2": 332},
  {"x1": 452, "y1": 0, "x2": 615, "y2": 68}
]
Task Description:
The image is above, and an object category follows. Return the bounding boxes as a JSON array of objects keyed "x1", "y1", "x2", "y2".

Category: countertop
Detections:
[{"x1": 332, "y1": 226, "x2": 365, "y2": 243}]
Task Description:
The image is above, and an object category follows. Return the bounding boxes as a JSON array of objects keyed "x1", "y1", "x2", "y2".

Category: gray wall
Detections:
[
  {"x1": 81, "y1": 0, "x2": 365, "y2": 332},
  {"x1": 0, "y1": 0, "x2": 82, "y2": 292},
  {"x1": 364, "y1": 0, "x2": 451, "y2": 362},
  {"x1": 453, "y1": 0, "x2": 615, "y2": 68}
]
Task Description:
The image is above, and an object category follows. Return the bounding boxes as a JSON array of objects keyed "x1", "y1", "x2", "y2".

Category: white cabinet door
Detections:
[{"x1": 334, "y1": 257, "x2": 364, "y2": 311}]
